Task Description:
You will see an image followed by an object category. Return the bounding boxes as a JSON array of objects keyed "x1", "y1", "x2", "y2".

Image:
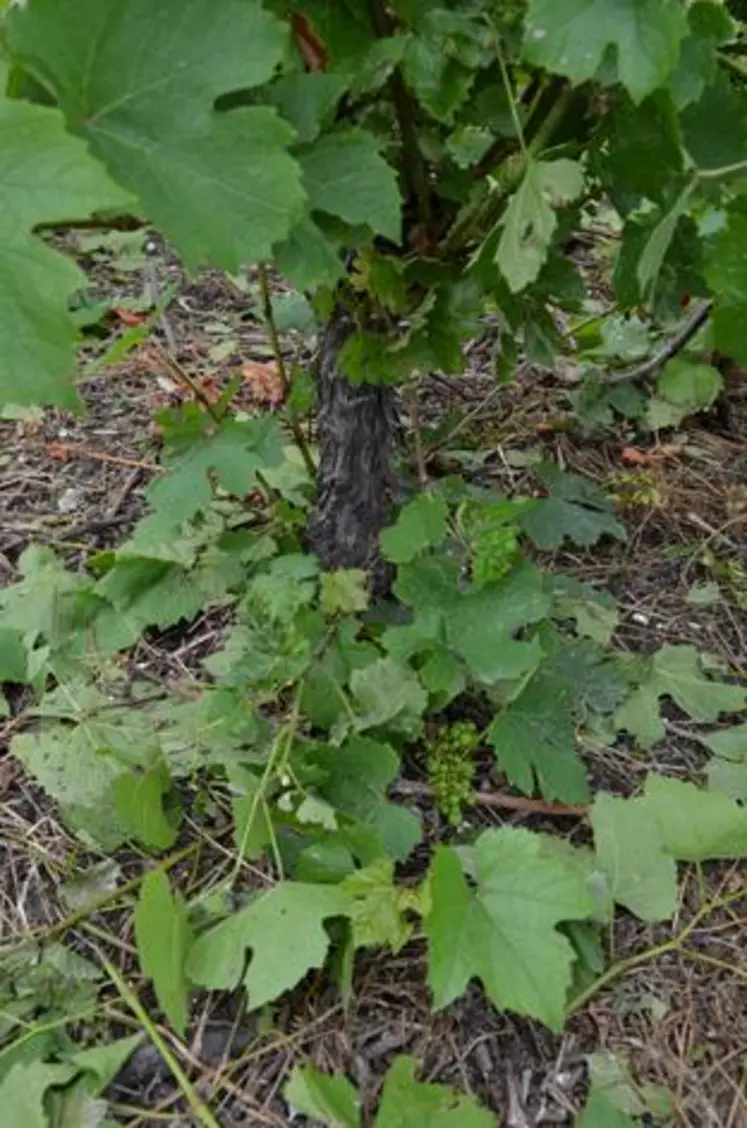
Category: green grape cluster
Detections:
[
  {"x1": 426, "y1": 721, "x2": 479, "y2": 827},
  {"x1": 471, "y1": 523, "x2": 519, "y2": 589}
]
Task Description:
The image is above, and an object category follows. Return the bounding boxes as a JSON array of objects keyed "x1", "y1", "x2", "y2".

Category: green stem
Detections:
[
  {"x1": 697, "y1": 157, "x2": 747, "y2": 180},
  {"x1": 257, "y1": 264, "x2": 317, "y2": 480},
  {"x1": 94, "y1": 948, "x2": 224, "y2": 1128},
  {"x1": 229, "y1": 680, "x2": 304, "y2": 886},
  {"x1": 567, "y1": 888, "x2": 747, "y2": 1016},
  {"x1": 717, "y1": 50, "x2": 747, "y2": 81}
]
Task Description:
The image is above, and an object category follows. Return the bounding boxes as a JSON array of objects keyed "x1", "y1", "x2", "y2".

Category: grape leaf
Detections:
[
  {"x1": 375, "y1": 1056, "x2": 496, "y2": 1128},
  {"x1": 274, "y1": 217, "x2": 346, "y2": 290},
  {"x1": 682, "y1": 73, "x2": 747, "y2": 172},
  {"x1": 187, "y1": 883, "x2": 350, "y2": 1008},
  {"x1": 268, "y1": 72, "x2": 349, "y2": 145},
  {"x1": 380, "y1": 493, "x2": 449, "y2": 564},
  {"x1": 489, "y1": 660, "x2": 590, "y2": 804},
  {"x1": 705, "y1": 205, "x2": 747, "y2": 365},
  {"x1": 520, "y1": 463, "x2": 626, "y2": 551},
  {"x1": 146, "y1": 408, "x2": 284, "y2": 525},
  {"x1": 134, "y1": 870, "x2": 194, "y2": 1036},
  {"x1": 444, "y1": 563, "x2": 551, "y2": 683},
  {"x1": 402, "y1": 17, "x2": 478, "y2": 124},
  {"x1": 523, "y1": 0, "x2": 688, "y2": 105},
  {"x1": 591, "y1": 776, "x2": 747, "y2": 924},
  {"x1": 9, "y1": 0, "x2": 305, "y2": 271},
  {"x1": 68, "y1": 1033, "x2": 144, "y2": 1090},
  {"x1": 576, "y1": 1090, "x2": 639, "y2": 1128},
  {"x1": 701, "y1": 724, "x2": 747, "y2": 800},
  {"x1": 496, "y1": 159, "x2": 584, "y2": 293},
  {"x1": 615, "y1": 644, "x2": 746, "y2": 748},
  {"x1": 340, "y1": 859, "x2": 413, "y2": 951},
  {"x1": 599, "y1": 94, "x2": 683, "y2": 210},
  {"x1": 0, "y1": 96, "x2": 131, "y2": 408},
  {"x1": 669, "y1": 1, "x2": 734, "y2": 109},
  {"x1": 114, "y1": 765, "x2": 178, "y2": 851},
  {"x1": 320, "y1": 569, "x2": 370, "y2": 615},
  {"x1": 0, "y1": 628, "x2": 27, "y2": 683},
  {"x1": 303, "y1": 737, "x2": 422, "y2": 861},
  {"x1": 285, "y1": 1066, "x2": 360, "y2": 1128},
  {"x1": 346, "y1": 657, "x2": 428, "y2": 739},
  {"x1": 0, "y1": 1062, "x2": 77, "y2": 1128},
  {"x1": 643, "y1": 774, "x2": 747, "y2": 860},
  {"x1": 11, "y1": 727, "x2": 129, "y2": 850},
  {"x1": 591, "y1": 793, "x2": 677, "y2": 921},
  {"x1": 426, "y1": 829, "x2": 594, "y2": 1030},
  {"x1": 298, "y1": 129, "x2": 401, "y2": 243},
  {"x1": 489, "y1": 633, "x2": 627, "y2": 802},
  {"x1": 646, "y1": 359, "x2": 723, "y2": 429}
]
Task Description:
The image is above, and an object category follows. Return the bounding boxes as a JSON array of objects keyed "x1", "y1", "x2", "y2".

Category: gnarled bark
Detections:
[{"x1": 307, "y1": 307, "x2": 400, "y2": 592}]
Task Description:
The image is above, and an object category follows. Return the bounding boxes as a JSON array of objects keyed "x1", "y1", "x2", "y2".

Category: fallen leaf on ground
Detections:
[
  {"x1": 113, "y1": 306, "x2": 146, "y2": 326},
  {"x1": 621, "y1": 445, "x2": 681, "y2": 466},
  {"x1": 242, "y1": 360, "x2": 285, "y2": 406}
]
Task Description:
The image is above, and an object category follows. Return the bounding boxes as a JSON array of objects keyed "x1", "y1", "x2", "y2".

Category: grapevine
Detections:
[{"x1": 1, "y1": 0, "x2": 746, "y2": 1123}]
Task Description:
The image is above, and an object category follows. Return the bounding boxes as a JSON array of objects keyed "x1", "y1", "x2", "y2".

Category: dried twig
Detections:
[{"x1": 395, "y1": 779, "x2": 588, "y2": 819}]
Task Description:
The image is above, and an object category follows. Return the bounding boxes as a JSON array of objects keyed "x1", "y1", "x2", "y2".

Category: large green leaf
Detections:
[
  {"x1": 0, "y1": 96, "x2": 131, "y2": 408},
  {"x1": 496, "y1": 159, "x2": 584, "y2": 293},
  {"x1": 643, "y1": 775, "x2": 747, "y2": 860},
  {"x1": 0, "y1": 1062, "x2": 77, "y2": 1128},
  {"x1": 615, "y1": 645, "x2": 746, "y2": 747},
  {"x1": 523, "y1": 0, "x2": 688, "y2": 104},
  {"x1": 426, "y1": 829, "x2": 593, "y2": 1030},
  {"x1": 520, "y1": 463, "x2": 626, "y2": 551},
  {"x1": 705, "y1": 204, "x2": 747, "y2": 365},
  {"x1": 487, "y1": 640, "x2": 619, "y2": 803},
  {"x1": 591, "y1": 793, "x2": 677, "y2": 921},
  {"x1": 146, "y1": 408, "x2": 285, "y2": 525},
  {"x1": 303, "y1": 738, "x2": 422, "y2": 861},
  {"x1": 591, "y1": 775, "x2": 747, "y2": 925},
  {"x1": 298, "y1": 129, "x2": 401, "y2": 243},
  {"x1": 375, "y1": 1056, "x2": 496, "y2": 1128},
  {"x1": 345, "y1": 657, "x2": 428, "y2": 739},
  {"x1": 285, "y1": 1067, "x2": 360, "y2": 1128},
  {"x1": 701, "y1": 723, "x2": 747, "y2": 800},
  {"x1": 9, "y1": 0, "x2": 305, "y2": 270},
  {"x1": 444, "y1": 564, "x2": 551, "y2": 683},
  {"x1": 187, "y1": 883, "x2": 350, "y2": 1008},
  {"x1": 134, "y1": 870, "x2": 194, "y2": 1036},
  {"x1": 380, "y1": 492, "x2": 449, "y2": 564}
]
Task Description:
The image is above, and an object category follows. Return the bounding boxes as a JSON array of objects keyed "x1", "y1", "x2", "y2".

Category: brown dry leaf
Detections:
[
  {"x1": 620, "y1": 446, "x2": 648, "y2": 466},
  {"x1": 197, "y1": 373, "x2": 222, "y2": 404},
  {"x1": 241, "y1": 359, "x2": 285, "y2": 406},
  {"x1": 46, "y1": 441, "x2": 72, "y2": 461},
  {"x1": 621, "y1": 444, "x2": 681, "y2": 466},
  {"x1": 113, "y1": 306, "x2": 146, "y2": 326}
]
